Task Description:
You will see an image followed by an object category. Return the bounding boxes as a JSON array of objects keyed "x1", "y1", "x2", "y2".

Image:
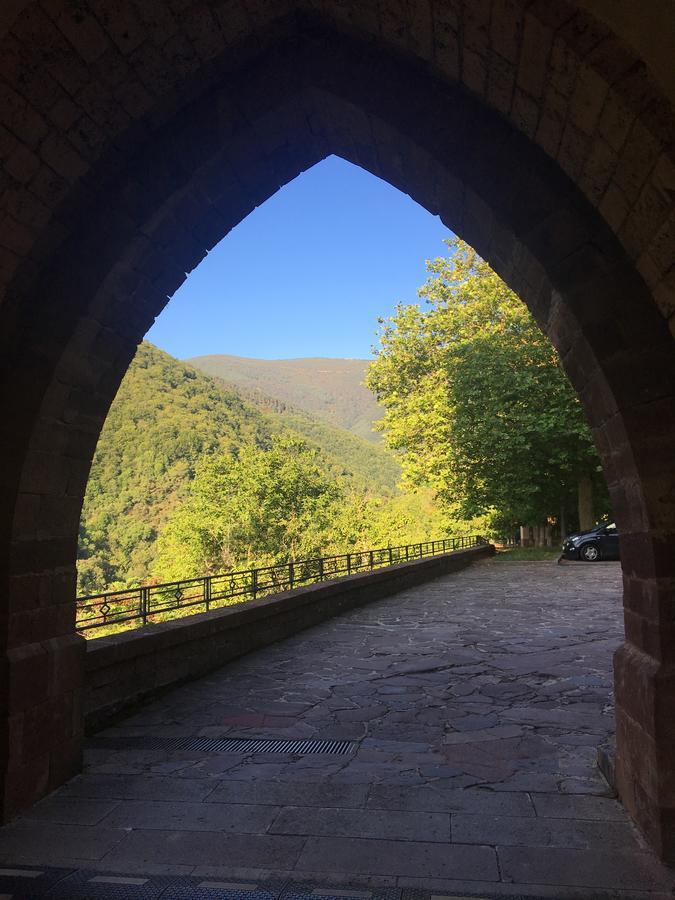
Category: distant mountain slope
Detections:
[
  {"x1": 258, "y1": 396, "x2": 400, "y2": 495},
  {"x1": 187, "y1": 354, "x2": 382, "y2": 442},
  {"x1": 78, "y1": 343, "x2": 400, "y2": 594}
]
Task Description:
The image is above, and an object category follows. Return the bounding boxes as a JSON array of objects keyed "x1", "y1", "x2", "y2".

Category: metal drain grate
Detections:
[{"x1": 91, "y1": 735, "x2": 357, "y2": 756}]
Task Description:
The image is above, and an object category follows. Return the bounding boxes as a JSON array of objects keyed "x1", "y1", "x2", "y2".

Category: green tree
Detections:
[
  {"x1": 366, "y1": 238, "x2": 605, "y2": 538},
  {"x1": 153, "y1": 436, "x2": 361, "y2": 579}
]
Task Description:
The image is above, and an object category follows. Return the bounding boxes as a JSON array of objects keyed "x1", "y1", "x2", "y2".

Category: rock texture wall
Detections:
[{"x1": 0, "y1": 0, "x2": 673, "y2": 860}]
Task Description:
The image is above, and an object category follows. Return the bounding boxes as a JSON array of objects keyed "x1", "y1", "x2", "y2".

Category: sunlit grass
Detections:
[{"x1": 493, "y1": 546, "x2": 561, "y2": 561}]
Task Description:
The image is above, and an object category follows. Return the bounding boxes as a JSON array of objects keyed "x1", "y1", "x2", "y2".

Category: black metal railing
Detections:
[{"x1": 76, "y1": 535, "x2": 487, "y2": 636}]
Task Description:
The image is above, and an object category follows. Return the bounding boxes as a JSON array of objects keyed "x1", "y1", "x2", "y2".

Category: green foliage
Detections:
[
  {"x1": 355, "y1": 487, "x2": 448, "y2": 548},
  {"x1": 259, "y1": 403, "x2": 400, "y2": 496},
  {"x1": 154, "y1": 438, "x2": 450, "y2": 581},
  {"x1": 366, "y1": 239, "x2": 603, "y2": 534},
  {"x1": 78, "y1": 342, "x2": 439, "y2": 594},
  {"x1": 153, "y1": 436, "x2": 352, "y2": 577},
  {"x1": 77, "y1": 342, "x2": 268, "y2": 593}
]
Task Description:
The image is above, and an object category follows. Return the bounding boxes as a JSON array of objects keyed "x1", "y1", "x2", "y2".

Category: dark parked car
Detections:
[{"x1": 560, "y1": 522, "x2": 620, "y2": 562}]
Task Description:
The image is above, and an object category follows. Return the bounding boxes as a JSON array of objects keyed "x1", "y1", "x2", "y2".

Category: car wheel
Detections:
[{"x1": 580, "y1": 543, "x2": 600, "y2": 562}]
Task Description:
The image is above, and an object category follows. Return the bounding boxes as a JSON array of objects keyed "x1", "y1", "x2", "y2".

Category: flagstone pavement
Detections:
[{"x1": 0, "y1": 559, "x2": 673, "y2": 899}]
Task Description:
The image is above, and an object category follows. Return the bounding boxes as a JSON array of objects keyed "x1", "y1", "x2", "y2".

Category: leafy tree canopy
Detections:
[
  {"x1": 153, "y1": 436, "x2": 448, "y2": 580},
  {"x1": 154, "y1": 436, "x2": 348, "y2": 577},
  {"x1": 366, "y1": 238, "x2": 605, "y2": 534}
]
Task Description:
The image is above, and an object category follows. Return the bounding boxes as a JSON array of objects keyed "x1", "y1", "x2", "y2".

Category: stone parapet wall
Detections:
[{"x1": 84, "y1": 545, "x2": 493, "y2": 731}]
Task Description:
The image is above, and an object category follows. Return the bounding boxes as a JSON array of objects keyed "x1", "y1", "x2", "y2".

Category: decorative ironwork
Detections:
[{"x1": 76, "y1": 535, "x2": 488, "y2": 636}]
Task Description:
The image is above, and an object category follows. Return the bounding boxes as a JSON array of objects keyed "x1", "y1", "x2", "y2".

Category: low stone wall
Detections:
[{"x1": 85, "y1": 545, "x2": 494, "y2": 731}]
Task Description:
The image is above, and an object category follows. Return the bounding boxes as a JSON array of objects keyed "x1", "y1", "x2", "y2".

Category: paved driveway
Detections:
[{"x1": 0, "y1": 559, "x2": 673, "y2": 898}]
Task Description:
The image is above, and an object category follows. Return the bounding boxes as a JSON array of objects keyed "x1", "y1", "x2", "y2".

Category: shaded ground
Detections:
[{"x1": 0, "y1": 559, "x2": 673, "y2": 899}]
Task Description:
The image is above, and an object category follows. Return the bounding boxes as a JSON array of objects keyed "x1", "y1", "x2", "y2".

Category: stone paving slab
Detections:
[
  {"x1": 497, "y1": 845, "x2": 670, "y2": 890},
  {"x1": 529, "y1": 792, "x2": 628, "y2": 820},
  {"x1": 0, "y1": 560, "x2": 673, "y2": 898},
  {"x1": 451, "y1": 813, "x2": 643, "y2": 850},
  {"x1": 59, "y1": 773, "x2": 217, "y2": 801},
  {"x1": 204, "y1": 783, "x2": 370, "y2": 808},
  {"x1": 97, "y1": 800, "x2": 282, "y2": 833},
  {"x1": 0, "y1": 822, "x2": 127, "y2": 865},
  {"x1": 19, "y1": 796, "x2": 121, "y2": 826},
  {"x1": 367, "y1": 787, "x2": 536, "y2": 817},
  {"x1": 103, "y1": 831, "x2": 306, "y2": 869},
  {"x1": 295, "y1": 836, "x2": 499, "y2": 880},
  {"x1": 269, "y1": 807, "x2": 452, "y2": 842}
]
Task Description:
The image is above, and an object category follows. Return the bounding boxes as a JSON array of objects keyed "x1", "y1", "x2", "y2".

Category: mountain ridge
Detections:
[{"x1": 186, "y1": 353, "x2": 383, "y2": 443}]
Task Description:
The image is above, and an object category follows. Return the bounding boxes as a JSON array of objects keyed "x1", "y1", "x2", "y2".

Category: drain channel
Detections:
[{"x1": 91, "y1": 735, "x2": 357, "y2": 756}]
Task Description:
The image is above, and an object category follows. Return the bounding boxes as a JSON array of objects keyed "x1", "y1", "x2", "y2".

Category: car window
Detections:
[{"x1": 605, "y1": 523, "x2": 617, "y2": 534}]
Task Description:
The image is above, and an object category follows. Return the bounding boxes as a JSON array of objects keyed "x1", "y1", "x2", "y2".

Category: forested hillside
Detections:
[
  {"x1": 187, "y1": 354, "x2": 382, "y2": 442},
  {"x1": 77, "y1": 343, "x2": 404, "y2": 594}
]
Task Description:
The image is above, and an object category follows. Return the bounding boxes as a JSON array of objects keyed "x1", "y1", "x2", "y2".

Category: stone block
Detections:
[
  {"x1": 102, "y1": 829, "x2": 305, "y2": 869},
  {"x1": 1, "y1": 753, "x2": 49, "y2": 821},
  {"x1": 367, "y1": 785, "x2": 534, "y2": 816},
  {"x1": 19, "y1": 701, "x2": 61, "y2": 762},
  {"x1": 59, "y1": 773, "x2": 217, "y2": 802},
  {"x1": 453, "y1": 813, "x2": 639, "y2": 850},
  {"x1": 511, "y1": 89, "x2": 539, "y2": 139},
  {"x1": 22, "y1": 795, "x2": 119, "y2": 826},
  {"x1": 48, "y1": 732, "x2": 83, "y2": 791},
  {"x1": 557, "y1": 121, "x2": 591, "y2": 181},
  {"x1": 517, "y1": 13, "x2": 552, "y2": 99},
  {"x1": 98, "y1": 799, "x2": 279, "y2": 833},
  {"x1": 529, "y1": 793, "x2": 627, "y2": 821},
  {"x1": 205, "y1": 781, "x2": 368, "y2": 809},
  {"x1": 0, "y1": 821, "x2": 126, "y2": 864},
  {"x1": 296, "y1": 835, "x2": 499, "y2": 880},
  {"x1": 620, "y1": 533, "x2": 675, "y2": 582},
  {"x1": 4, "y1": 144, "x2": 40, "y2": 185},
  {"x1": 269, "y1": 806, "x2": 451, "y2": 842},
  {"x1": 486, "y1": 50, "x2": 515, "y2": 118},
  {"x1": 39, "y1": 132, "x2": 88, "y2": 181},
  {"x1": 490, "y1": 0, "x2": 522, "y2": 65},
  {"x1": 498, "y1": 844, "x2": 672, "y2": 890},
  {"x1": 3, "y1": 644, "x2": 49, "y2": 713}
]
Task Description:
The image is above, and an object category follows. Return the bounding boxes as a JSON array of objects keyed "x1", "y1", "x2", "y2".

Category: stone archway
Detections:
[{"x1": 0, "y1": 1, "x2": 673, "y2": 860}]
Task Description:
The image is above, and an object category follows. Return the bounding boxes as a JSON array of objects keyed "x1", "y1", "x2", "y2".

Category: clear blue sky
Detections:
[{"x1": 146, "y1": 155, "x2": 452, "y2": 360}]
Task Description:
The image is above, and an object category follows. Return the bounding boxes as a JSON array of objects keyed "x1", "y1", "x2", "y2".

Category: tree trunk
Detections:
[
  {"x1": 560, "y1": 502, "x2": 567, "y2": 540},
  {"x1": 532, "y1": 524, "x2": 549, "y2": 547},
  {"x1": 578, "y1": 476, "x2": 594, "y2": 531}
]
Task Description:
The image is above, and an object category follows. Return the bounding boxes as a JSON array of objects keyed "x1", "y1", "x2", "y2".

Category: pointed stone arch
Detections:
[{"x1": 0, "y1": 1, "x2": 673, "y2": 858}]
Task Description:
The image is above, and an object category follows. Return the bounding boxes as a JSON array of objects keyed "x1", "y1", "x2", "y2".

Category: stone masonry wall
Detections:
[{"x1": 0, "y1": 0, "x2": 673, "y2": 860}]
